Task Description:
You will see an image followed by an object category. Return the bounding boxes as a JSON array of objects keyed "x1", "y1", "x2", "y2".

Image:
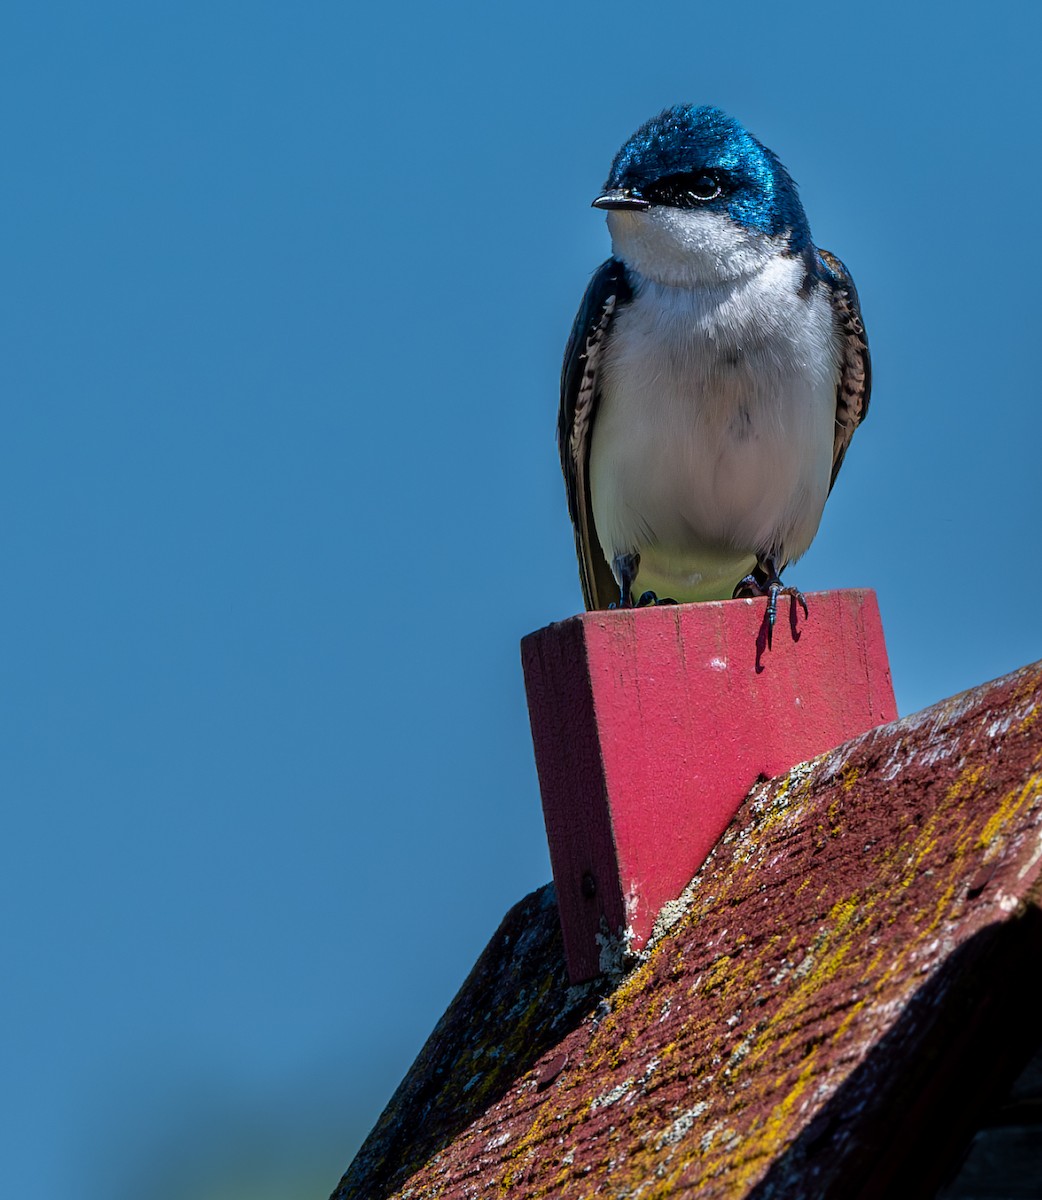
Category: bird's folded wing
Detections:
[
  {"x1": 559, "y1": 258, "x2": 633, "y2": 610},
  {"x1": 819, "y1": 248, "x2": 871, "y2": 492}
]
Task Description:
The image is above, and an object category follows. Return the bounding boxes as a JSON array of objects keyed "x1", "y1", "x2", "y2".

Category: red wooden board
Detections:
[{"x1": 521, "y1": 590, "x2": 896, "y2": 981}]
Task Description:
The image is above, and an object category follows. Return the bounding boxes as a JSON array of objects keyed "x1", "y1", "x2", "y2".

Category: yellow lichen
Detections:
[
  {"x1": 840, "y1": 763, "x2": 860, "y2": 792},
  {"x1": 979, "y1": 772, "x2": 1042, "y2": 858}
]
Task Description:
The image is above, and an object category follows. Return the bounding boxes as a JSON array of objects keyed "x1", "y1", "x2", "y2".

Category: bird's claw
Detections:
[
  {"x1": 610, "y1": 591, "x2": 677, "y2": 610},
  {"x1": 764, "y1": 582, "x2": 808, "y2": 648},
  {"x1": 636, "y1": 591, "x2": 677, "y2": 607},
  {"x1": 733, "y1": 573, "x2": 807, "y2": 649}
]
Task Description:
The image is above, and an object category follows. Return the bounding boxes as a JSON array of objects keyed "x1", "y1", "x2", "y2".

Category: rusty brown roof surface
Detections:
[{"x1": 333, "y1": 660, "x2": 1042, "y2": 1200}]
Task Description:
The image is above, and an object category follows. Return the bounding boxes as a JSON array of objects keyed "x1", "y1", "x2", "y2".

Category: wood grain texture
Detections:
[
  {"x1": 333, "y1": 657, "x2": 1042, "y2": 1200},
  {"x1": 521, "y1": 590, "x2": 897, "y2": 981}
]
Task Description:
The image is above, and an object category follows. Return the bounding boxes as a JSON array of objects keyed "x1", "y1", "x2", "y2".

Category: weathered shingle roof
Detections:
[{"x1": 334, "y1": 659, "x2": 1042, "y2": 1200}]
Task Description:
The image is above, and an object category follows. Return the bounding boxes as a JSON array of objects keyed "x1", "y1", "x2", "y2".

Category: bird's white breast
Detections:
[{"x1": 589, "y1": 210, "x2": 841, "y2": 601}]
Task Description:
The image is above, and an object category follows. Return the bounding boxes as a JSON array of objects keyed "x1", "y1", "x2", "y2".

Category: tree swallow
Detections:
[{"x1": 559, "y1": 105, "x2": 870, "y2": 643}]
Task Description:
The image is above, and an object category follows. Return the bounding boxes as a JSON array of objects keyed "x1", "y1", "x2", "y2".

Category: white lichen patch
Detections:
[
  {"x1": 726, "y1": 1033, "x2": 755, "y2": 1070},
  {"x1": 700, "y1": 1120, "x2": 726, "y2": 1153},
  {"x1": 591, "y1": 1077, "x2": 636, "y2": 1111},
  {"x1": 792, "y1": 953, "x2": 815, "y2": 979},
  {"x1": 655, "y1": 1101, "x2": 710, "y2": 1148},
  {"x1": 597, "y1": 919, "x2": 644, "y2": 978},
  {"x1": 770, "y1": 962, "x2": 792, "y2": 987},
  {"x1": 639, "y1": 1057, "x2": 661, "y2": 1085}
]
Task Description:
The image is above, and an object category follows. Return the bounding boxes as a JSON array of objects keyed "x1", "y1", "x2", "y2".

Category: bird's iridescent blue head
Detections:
[{"x1": 598, "y1": 105, "x2": 811, "y2": 253}]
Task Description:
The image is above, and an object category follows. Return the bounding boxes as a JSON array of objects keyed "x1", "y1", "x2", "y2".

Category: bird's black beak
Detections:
[{"x1": 592, "y1": 188, "x2": 651, "y2": 212}]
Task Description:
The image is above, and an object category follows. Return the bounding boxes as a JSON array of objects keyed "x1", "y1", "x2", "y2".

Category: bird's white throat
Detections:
[{"x1": 607, "y1": 207, "x2": 778, "y2": 288}]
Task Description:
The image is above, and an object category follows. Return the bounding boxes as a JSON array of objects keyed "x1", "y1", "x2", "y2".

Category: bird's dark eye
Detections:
[
  {"x1": 687, "y1": 173, "x2": 721, "y2": 199},
  {"x1": 645, "y1": 170, "x2": 724, "y2": 208}
]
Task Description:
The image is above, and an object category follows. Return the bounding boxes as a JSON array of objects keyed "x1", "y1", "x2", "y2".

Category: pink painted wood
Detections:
[{"x1": 521, "y1": 590, "x2": 897, "y2": 982}]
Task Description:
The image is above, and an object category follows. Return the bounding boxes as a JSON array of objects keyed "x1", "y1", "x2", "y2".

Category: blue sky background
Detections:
[{"x1": 4, "y1": 3, "x2": 1040, "y2": 1197}]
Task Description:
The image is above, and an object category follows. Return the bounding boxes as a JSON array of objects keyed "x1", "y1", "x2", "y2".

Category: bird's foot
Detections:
[
  {"x1": 610, "y1": 551, "x2": 642, "y2": 609},
  {"x1": 733, "y1": 573, "x2": 808, "y2": 649},
  {"x1": 636, "y1": 591, "x2": 677, "y2": 607},
  {"x1": 609, "y1": 590, "x2": 677, "y2": 609}
]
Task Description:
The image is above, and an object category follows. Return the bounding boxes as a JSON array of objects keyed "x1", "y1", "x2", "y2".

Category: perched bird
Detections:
[{"x1": 559, "y1": 105, "x2": 869, "y2": 643}]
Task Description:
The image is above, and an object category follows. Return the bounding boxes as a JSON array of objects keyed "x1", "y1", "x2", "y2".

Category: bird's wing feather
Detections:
[
  {"x1": 818, "y1": 248, "x2": 871, "y2": 492},
  {"x1": 559, "y1": 258, "x2": 632, "y2": 610}
]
